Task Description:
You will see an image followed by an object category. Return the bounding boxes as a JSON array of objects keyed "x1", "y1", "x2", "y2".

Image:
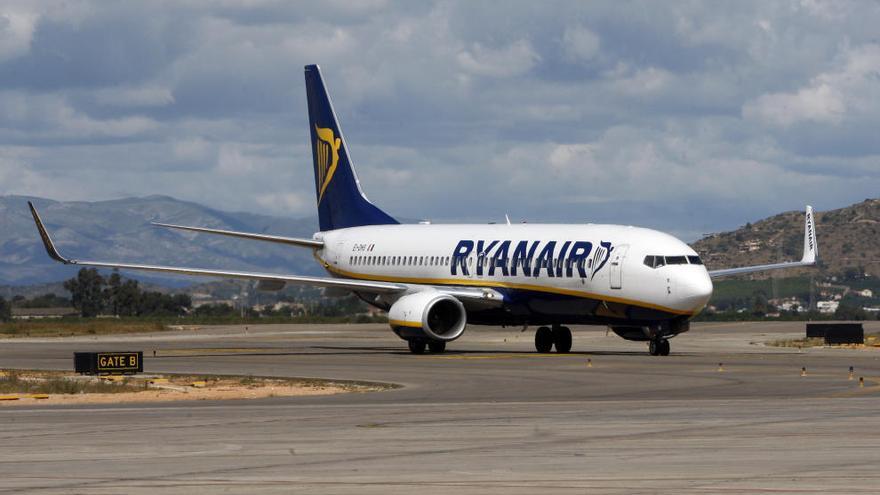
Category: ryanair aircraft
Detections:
[{"x1": 29, "y1": 65, "x2": 819, "y2": 356}]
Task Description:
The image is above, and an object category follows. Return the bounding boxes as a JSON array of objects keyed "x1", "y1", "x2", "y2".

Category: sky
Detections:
[{"x1": 1, "y1": 0, "x2": 878, "y2": 240}]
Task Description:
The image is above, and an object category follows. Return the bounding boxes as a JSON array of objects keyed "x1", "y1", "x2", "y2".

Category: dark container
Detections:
[
  {"x1": 824, "y1": 324, "x2": 864, "y2": 345},
  {"x1": 805, "y1": 323, "x2": 827, "y2": 338},
  {"x1": 807, "y1": 323, "x2": 864, "y2": 344}
]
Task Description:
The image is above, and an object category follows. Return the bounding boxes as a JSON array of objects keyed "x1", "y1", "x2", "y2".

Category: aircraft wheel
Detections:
[
  {"x1": 428, "y1": 340, "x2": 446, "y2": 353},
  {"x1": 408, "y1": 339, "x2": 427, "y2": 354},
  {"x1": 535, "y1": 326, "x2": 553, "y2": 353},
  {"x1": 659, "y1": 339, "x2": 670, "y2": 356},
  {"x1": 553, "y1": 326, "x2": 572, "y2": 353},
  {"x1": 648, "y1": 339, "x2": 660, "y2": 356}
]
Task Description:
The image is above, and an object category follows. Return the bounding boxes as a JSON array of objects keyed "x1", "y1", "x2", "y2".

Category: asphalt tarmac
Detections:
[{"x1": 1, "y1": 321, "x2": 879, "y2": 494}]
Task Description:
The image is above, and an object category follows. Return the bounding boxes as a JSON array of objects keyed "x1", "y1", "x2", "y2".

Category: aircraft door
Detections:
[{"x1": 609, "y1": 245, "x2": 629, "y2": 290}]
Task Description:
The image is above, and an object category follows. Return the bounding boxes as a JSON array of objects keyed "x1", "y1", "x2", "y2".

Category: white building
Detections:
[{"x1": 816, "y1": 301, "x2": 839, "y2": 314}]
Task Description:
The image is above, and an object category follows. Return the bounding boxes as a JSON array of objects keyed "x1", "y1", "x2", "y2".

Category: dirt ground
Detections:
[{"x1": 0, "y1": 371, "x2": 384, "y2": 406}]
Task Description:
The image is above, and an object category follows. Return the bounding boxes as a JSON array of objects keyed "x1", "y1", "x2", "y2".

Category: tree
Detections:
[
  {"x1": 751, "y1": 293, "x2": 768, "y2": 317},
  {"x1": 104, "y1": 272, "x2": 123, "y2": 316},
  {"x1": 834, "y1": 301, "x2": 867, "y2": 321},
  {"x1": 116, "y1": 280, "x2": 141, "y2": 316},
  {"x1": 64, "y1": 268, "x2": 105, "y2": 317},
  {"x1": 0, "y1": 296, "x2": 11, "y2": 322}
]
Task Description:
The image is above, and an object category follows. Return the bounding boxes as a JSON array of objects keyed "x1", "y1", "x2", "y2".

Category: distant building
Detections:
[
  {"x1": 11, "y1": 307, "x2": 78, "y2": 319},
  {"x1": 740, "y1": 240, "x2": 762, "y2": 252},
  {"x1": 773, "y1": 297, "x2": 805, "y2": 312},
  {"x1": 857, "y1": 289, "x2": 873, "y2": 298},
  {"x1": 816, "y1": 301, "x2": 839, "y2": 314}
]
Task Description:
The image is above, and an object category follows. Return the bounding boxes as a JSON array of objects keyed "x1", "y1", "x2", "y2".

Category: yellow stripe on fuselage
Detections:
[{"x1": 316, "y1": 254, "x2": 694, "y2": 317}]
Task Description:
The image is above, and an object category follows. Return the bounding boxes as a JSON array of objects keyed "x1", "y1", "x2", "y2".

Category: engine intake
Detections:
[{"x1": 388, "y1": 292, "x2": 467, "y2": 342}]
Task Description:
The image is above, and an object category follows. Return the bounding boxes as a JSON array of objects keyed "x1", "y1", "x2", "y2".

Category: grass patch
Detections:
[
  {"x1": 0, "y1": 319, "x2": 166, "y2": 338},
  {"x1": 768, "y1": 333, "x2": 879, "y2": 348},
  {"x1": 767, "y1": 337, "x2": 826, "y2": 348},
  {"x1": 0, "y1": 315, "x2": 389, "y2": 338},
  {"x1": 0, "y1": 371, "x2": 141, "y2": 394}
]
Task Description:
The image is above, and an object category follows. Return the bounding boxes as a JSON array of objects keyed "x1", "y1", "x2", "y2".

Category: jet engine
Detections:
[{"x1": 388, "y1": 292, "x2": 467, "y2": 342}]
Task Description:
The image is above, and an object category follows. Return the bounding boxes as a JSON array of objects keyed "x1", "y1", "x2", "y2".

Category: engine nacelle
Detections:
[{"x1": 388, "y1": 292, "x2": 467, "y2": 342}]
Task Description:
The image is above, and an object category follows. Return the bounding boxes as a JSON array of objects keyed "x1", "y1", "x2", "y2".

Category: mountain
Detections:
[
  {"x1": 692, "y1": 198, "x2": 880, "y2": 278},
  {"x1": 0, "y1": 195, "x2": 320, "y2": 285},
  {"x1": 3, "y1": 195, "x2": 877, "y2": 288}
]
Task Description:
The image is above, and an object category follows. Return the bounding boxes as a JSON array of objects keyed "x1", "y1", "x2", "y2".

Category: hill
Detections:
[
  {"x1": 2, "y1": 195, "x2": 877, "y2": 290},
  {"x1": 0, "y1": 195, "x2": 320, "y2": 286},
  {"x1": 692, "y1": 198, "x2": 880, "y2": 279}
]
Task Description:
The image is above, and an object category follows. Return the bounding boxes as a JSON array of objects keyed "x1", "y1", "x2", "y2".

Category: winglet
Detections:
[
  {"x1": 801, "y1": 205, "x2": 818, "y2": 264},
  {"x1": 28, "y1": 201, "x2": 73, "y2": 264}
]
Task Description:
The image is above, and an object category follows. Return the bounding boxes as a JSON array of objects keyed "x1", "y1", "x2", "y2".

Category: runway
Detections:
[{"x1": 1, "y1": 321, "x2": 879, "y2": 494}]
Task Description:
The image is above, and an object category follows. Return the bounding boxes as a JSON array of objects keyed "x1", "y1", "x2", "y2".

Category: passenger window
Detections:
[{"x1": 687, "y1": 255, "x2": 703, "y2": 265}]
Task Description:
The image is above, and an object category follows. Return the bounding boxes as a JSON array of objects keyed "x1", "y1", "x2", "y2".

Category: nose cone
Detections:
[{"x1": 678, "y1": 269, "x2": 713, "y2": 312}]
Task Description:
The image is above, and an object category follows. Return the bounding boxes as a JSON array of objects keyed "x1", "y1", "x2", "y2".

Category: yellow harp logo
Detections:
[{"x1": 315, "y1": 125, "x2": 342, "y2": 203}]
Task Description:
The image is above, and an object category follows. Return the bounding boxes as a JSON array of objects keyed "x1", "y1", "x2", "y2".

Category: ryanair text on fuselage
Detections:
[{"x1": 449, "y1": 239, "x2": 614, "y2": 279}]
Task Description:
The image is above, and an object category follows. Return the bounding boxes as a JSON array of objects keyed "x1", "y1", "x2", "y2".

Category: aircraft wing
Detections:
[
  {"x1": 151, "y1": 222, "x2": 323, "y2": 248},
  {"x1": 708, "y1": 206, "x2": 818, "y2": 278},
  {"x1": 28, "y1": 202, "x2": 403, "y2": 294}
]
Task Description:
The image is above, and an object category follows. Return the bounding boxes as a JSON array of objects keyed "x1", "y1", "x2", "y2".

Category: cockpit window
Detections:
[
  {"x1": 665, "y1": 256, "x2": 688, "y2": 265},
  {"x1": 687, "y1": 255, "x2": 703, "y2": 265},
  {"x1": 643, "y1": 255, "x2": 665, "y2": 268}
]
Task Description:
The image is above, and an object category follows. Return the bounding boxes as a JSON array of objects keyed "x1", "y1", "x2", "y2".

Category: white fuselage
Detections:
[{"x1": 314, "y1": 223, "x2": 713, "y2": 324}]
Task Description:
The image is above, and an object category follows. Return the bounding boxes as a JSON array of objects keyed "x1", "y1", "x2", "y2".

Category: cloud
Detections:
[
  {"x1": 562, "y1": 25, "x2": 600, "y2": 61},
  {"x1": 94, "y1": 86, "x2": 175, "y2": 107},
  {"x1": 457, "y1": 39, "x2": 540, "y2": 77},
  {"x1": 0, "y1": 1, "x2": 878, "y2": 239},
  {"x1": 743, "y1": 44, "x2": 880, "y2": 127},
  {"x1": 0, "y1": 9, "x2": 37, "y2": 62}
]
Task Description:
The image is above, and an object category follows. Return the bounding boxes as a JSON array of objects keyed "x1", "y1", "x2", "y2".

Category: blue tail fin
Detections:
[{"x1": 304, "y1": 64, "x2": 398, "y2": 231}]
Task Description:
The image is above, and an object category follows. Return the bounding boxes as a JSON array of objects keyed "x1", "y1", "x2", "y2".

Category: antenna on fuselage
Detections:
[{"x1": 505, "y1": 214, "x2": 511, "y2": 225}]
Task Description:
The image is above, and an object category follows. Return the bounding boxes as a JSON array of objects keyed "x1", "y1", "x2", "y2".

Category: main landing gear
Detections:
[
  {"x1": 648, "y1": 338, "x2": 670, "y2": 356},
  {"x1": 534, "y1": 325, "x2": 572, "y2": 353},
  {"x1": 407, "y1": 339, "x2": 447, "y2": 354}
]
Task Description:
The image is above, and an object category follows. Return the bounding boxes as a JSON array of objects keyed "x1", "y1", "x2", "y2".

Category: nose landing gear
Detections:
[
  {"x1": 534, "y1": 325, "x2": 572, "y2": 353},
  {"x1": 648, "y1": 338, "x2": 670, "y2": 356}
]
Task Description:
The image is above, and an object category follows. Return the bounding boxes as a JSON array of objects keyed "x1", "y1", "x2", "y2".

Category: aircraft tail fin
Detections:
[{"x1": 304, "y1": 64, "x2": 398, "y2": 231}]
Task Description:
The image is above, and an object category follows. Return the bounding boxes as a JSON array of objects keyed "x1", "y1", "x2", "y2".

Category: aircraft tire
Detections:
[
  {"x1": 553, "y1": 326, "x2": 572, "y2": 353},
  {"x1": 648, "y1": 339, "x2": 660, "y2": 356},
  {"x1": 659, "y1": 339, "x2": 670, "y2": 356},
  {"x1": 408, "y1": 339, "x2": 427, "y2": 354},
  {"x1": 535, "y1": 326, "x2": 553, "y2": 353},
  {"x1": 428, "y1": 340, "x2": 446, "y2": 353}
]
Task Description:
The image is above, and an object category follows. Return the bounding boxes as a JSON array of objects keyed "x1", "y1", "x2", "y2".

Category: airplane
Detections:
[{"x1": 28, "y1": 64, "x2": 819, "y2": 356}]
